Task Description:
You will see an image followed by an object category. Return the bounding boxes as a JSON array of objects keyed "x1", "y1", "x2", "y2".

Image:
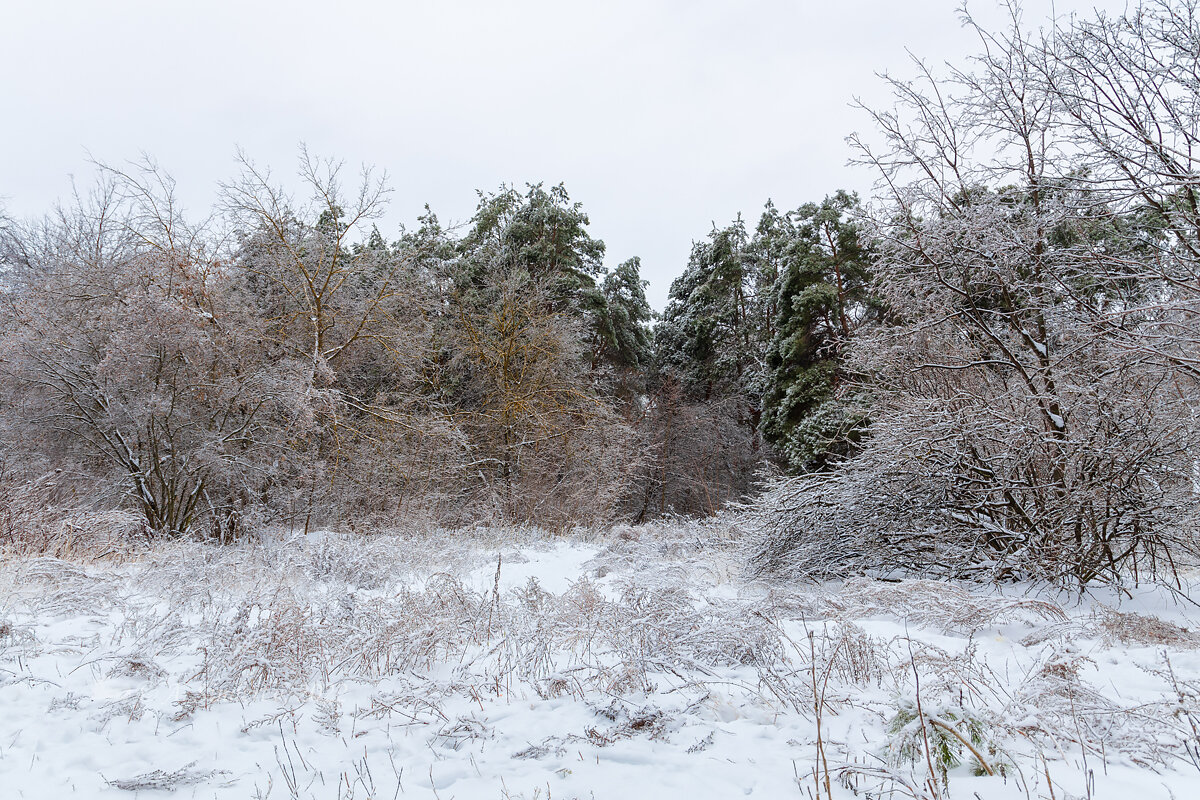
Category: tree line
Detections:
[
  {"x1": 3, "y1": 0, "x2": 1198, "y2": 589},
  {"x1": 0, "y1": 148, "x2": 869, "y2": 538}
]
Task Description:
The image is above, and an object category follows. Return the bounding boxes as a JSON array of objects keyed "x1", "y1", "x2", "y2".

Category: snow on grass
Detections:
[{"x1": 1, "y1": 521, "x2": 1198, "y2": 799}]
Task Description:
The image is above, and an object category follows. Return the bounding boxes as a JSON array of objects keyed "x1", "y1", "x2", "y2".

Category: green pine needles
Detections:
[{"x1": 886, "y1": 698, "x2": 1002, "y2": 786}]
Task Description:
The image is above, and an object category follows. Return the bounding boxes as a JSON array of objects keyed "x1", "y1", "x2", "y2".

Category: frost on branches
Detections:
[{"x1": 754, "y1": 0, "x2": 1200, "y2": 587}]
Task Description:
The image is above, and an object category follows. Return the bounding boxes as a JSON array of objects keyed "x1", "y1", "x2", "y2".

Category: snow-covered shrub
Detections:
[{"x1": 750, "y1": 0, "x2": 1200, "y2": 588}]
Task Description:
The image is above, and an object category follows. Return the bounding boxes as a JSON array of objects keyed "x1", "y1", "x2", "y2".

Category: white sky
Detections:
[{"x1": 1, "y1": 0, "x2": 1124, "y2": 310}]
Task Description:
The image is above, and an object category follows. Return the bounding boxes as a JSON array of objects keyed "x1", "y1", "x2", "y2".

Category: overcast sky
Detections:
[{"x1": 1, "y1": 0, "x2": 1123, "y2": 310}]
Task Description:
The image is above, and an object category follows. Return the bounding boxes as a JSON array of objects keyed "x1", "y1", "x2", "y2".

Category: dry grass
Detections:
[
  {"x1": 0, "y1": 471, "x2": 149, "y2": 561},
  {"x1": 1, "y1": 519, "x2": 1198, "y2": 798},
  {"x1": 1096, "y1": 608, "x2": 1200, "y2": 648}
]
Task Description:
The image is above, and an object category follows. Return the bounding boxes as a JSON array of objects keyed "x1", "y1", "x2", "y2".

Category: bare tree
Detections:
[
  {"x1": 1039, "y1": 0, "x2": 1200, "y2": 375},
  {"x1": 631, "y1": 374, "x2": 763, "y2": 520},
  {"x1": 450, "y1": 276, "x2": 638, "y2": 526},
  {"x1": 755, "y1": 1, "x2": 1200, "y2": 586},
  {"x1": 220, "y1": 149, "x2": 478, "y2": 530},
  {"x1": 222, "y1": 147, "x2": 394, "y2": 379},
  {"x1": 0, "y1": 165, "x2": 285, "y2": 537}
]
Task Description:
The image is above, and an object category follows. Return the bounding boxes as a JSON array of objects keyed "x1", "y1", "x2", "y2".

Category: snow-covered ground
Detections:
[{"x1": 1, "y1": 521, "x2": 1198, "y2": 799}]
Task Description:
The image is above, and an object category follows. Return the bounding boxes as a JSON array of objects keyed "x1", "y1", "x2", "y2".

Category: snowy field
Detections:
[{"x1": 1, "y1": 522, "x2": 1199, "y2": 799}]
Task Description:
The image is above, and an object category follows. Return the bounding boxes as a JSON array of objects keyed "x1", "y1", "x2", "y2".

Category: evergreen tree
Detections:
[
  {"x1": 761, "y1": 191, "x2": 874, "y2": 471},
  {"x1": 592, "y1": 256, "x2": 653, "y2": 372},
  {"x1": 456, "y1": 183, "x2": 605, "y2": 316},
  {"x1": 415, "y1": 182, "x2": 646, "y2": 521},
  {"x1": 655, "y1": 217, "x2": 755, "y2": 401},
  {"x1": 745, "y1": 199, "x2": 794, "y2": 348}
]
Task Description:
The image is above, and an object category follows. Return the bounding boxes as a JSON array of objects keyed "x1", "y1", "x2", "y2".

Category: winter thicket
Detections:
[
  {"x1": 0, "y1": 143, "x2": 881, "y2": 535},
  {"x1": 0, "y1": 166, "x2": 653, "y2": 534},
  {"x1": 754, "y1": 0, "x2": 1200, "y2": 586}
]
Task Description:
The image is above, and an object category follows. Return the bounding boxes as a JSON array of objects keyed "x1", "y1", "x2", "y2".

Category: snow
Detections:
[
  {"x1": 1, "y1": 524, "x2": 1198, "y2": 799},
  {"x1": 1020, "y1": 328, "x2": 1048, "y2": 357},
  {"x1": 464, "y1": 540, "x2": 600, "y2": 595}
]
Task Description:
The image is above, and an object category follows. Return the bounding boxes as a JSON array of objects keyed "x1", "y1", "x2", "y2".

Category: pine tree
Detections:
[
  {"x1": 455, "y1": 183, "x2": 605, "y2": 316},
  {"x1": 745, "y1": 199, "x2": 794, "y2": 348},
  {"x1": 761, "y1": 191, "x2": 874, "y2": 471},
  {"x1": 592, "y1": 256, "x2": 653, "y2": 371},
  {"x1": 655, "y1": 217, "x2": 755, "y2": 402},
  {"x1": 647, "y1": 217, "x2": 767, "y2": 514}
]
